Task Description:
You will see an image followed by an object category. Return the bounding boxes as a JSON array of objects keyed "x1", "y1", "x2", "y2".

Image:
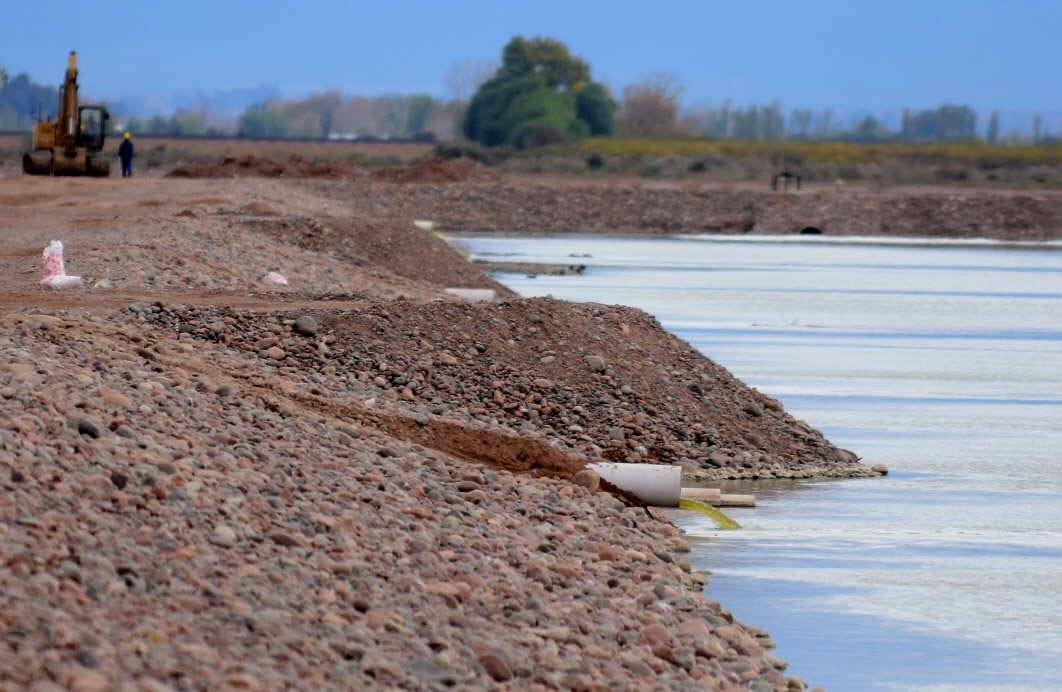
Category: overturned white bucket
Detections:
[{"x1": 587, "y1": 462, "x2": 681, "y2": 507}]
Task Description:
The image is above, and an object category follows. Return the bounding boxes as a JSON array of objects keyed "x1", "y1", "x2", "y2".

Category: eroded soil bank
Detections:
[
  {"x1": 302, "y1": 175, "x2": 1062, "y2": 240},
  {"x1": 0, "y1": 173, "x2": 866, "y2": 689}
]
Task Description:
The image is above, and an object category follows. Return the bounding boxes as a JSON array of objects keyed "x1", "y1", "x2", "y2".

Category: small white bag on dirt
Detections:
[{"x1": 40, "y1": 240, "x2": 82, "y2": 289}]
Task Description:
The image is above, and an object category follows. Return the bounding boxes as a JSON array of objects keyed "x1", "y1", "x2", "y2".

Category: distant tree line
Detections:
[
  {"x1": 236, "y1": 92, "x2": 462, "y2": 141},
  {"x1": 0, "y1": 55, "x2": 1056, "y2": 145},
  {"x1": 0, "y1": 69, "x2": 58, "y2": 130},
  {"x1": 124, "y1": 110, "x2": 226, "y2": 137}
]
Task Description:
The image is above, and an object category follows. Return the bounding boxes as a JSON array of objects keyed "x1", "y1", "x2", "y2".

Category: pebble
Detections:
[
  {"x1": 67, "y1": 670, "x2": 109, "y2": 692},
  {"x1": 210, "y1": 524, "x2": 237, "y2": 548},
  {"x1": 585, "y1": 354, "x2": 607, "y2": 372},
  {"x1": 479, "y1": 649, "x2": 513, "y2": 682},
  {"x1": 77, "y1": 418, "x2": 101, "y2": 438},
  {"x1": 110, "y1": 471, "x2": 128, "y2": 489},
  {"x1": 98, "y1": 386, "x2": 133, "y2": 409},
  {"x1": 293, "y1": 315, "x2": 318, "y2": 337}
]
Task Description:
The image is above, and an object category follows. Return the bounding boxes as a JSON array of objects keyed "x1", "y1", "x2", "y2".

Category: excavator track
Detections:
[{"x1": 21, "y1": 151, "x2": 53, "y2": 176}]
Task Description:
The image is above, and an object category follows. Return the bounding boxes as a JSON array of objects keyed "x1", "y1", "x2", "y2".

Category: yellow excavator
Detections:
[{"x1": 23, "y1": 51, "x2": 111, "y2": 176}]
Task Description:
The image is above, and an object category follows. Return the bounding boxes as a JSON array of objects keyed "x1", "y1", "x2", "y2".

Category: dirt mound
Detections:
[
  {"x1": 241, "y1": 214, "x2": 511, "y2": 296},
  {"x1": 167, "y1": 154, "x2": 367, "y2": 180},
  {"x1": 372, "y1": 157, "x2": 500, "y2": 184},
  {"x1": 142, "y1": 297, "x2": 868, "y2": 482}
]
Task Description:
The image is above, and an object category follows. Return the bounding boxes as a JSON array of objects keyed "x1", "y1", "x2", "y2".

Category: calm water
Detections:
[{"x1": 455, "y1": 234, "x2": 1062, "y2": 691}]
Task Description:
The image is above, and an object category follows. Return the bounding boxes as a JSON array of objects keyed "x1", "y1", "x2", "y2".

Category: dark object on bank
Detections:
[
  {"x1": 799, "y1": 227, "x2": 823, "y2": 235},
  {"x1": 771, "y1": 169, "x2": 801, "y2": 191},
  {"x1": 586, "y1": 153, "x2": 604, "y2": 170}
]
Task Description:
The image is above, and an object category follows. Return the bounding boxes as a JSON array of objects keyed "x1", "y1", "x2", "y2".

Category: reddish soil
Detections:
[
  {"x1": 371, "y1": 157, "x2": 501, "y2": 184},
  {"x1": 167, "y1": 154, "x2": 369, "y2": 180}
]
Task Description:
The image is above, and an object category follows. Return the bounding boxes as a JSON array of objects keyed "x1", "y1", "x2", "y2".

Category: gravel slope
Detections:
[{"x1": 0, "y1": 173, "x2": 870, "y2": 689}]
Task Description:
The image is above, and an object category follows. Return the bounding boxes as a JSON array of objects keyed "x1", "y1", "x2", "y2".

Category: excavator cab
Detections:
[{"x1": 77, "y1": 106, "x2": 108, "y2": 151}]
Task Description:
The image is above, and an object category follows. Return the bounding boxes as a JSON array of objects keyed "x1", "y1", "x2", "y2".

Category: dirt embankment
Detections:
[
  {"x1": 302, "y1": 178, "x2": 1062, "y2": 240},
  {"x1": 165, "y1": 155, "x2": 497, "y2": 186},
  {"x1": 0, "y1": 174, "x2": 849, "y2": 689},
  {"x1": 137, "y1": 298, "x2": 865, "y2": 482},
  {"x1": 167, "y1": 154, "x2": 369, "y2": 180}
]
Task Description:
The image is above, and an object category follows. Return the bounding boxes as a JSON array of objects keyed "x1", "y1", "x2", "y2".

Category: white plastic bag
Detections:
[{"x1": 40, "y1": 241, "x2": 82, "y2": 289}]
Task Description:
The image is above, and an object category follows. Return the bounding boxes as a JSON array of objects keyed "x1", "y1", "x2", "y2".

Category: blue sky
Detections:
[{"x1": 3, "y1": 0, "x2": 1060, "y2": 112}]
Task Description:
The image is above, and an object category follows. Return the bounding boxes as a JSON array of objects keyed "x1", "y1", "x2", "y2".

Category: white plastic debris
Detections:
[
  {"x1": 263, "y1": 271, "x2": 289, "y2": 286},
  {"x1": 40, "y1": 241, "x2": 82, "y2": 289},
  {"x1": 413, "y1": 219, "x2": 435, "y2": 231}
]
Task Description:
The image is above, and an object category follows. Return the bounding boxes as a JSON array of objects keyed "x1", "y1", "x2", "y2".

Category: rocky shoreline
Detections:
[{"x1": 0, "y1": 172, "x2": 878, "y2": 689}]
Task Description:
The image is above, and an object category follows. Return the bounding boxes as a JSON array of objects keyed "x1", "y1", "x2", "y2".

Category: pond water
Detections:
[{"x1": 455, "y1": 234, "x2": 1062, "y2": 691}]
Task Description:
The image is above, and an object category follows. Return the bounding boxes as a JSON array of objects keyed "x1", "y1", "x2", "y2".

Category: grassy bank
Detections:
[{"x1": 498, "y1": 138, "x2": 1062, "y2": 188}]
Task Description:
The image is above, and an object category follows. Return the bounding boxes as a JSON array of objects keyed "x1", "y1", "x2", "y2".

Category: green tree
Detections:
[
  {"x1": 575, "y1": 82, "x2": 616, "y2": 136},
  {"x1": 464, "y1": 36, "x2": 615, "y2": 148},
  {"x1": 237, "y1": 105, "x2": 289, "y2": 138},
  {"x1": 500, "y1": 37, "x2": 590, "y2": 89}
]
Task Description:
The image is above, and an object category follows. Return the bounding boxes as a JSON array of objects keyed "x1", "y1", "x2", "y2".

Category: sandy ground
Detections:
[{"x1": 0, "y1": 169, "x2": 875, "y2": 690}]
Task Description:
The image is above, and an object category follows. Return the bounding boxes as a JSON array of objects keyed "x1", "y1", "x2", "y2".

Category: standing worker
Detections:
[{"x1": 118, "y1": 131, "x2": 134, "y2": 178}]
